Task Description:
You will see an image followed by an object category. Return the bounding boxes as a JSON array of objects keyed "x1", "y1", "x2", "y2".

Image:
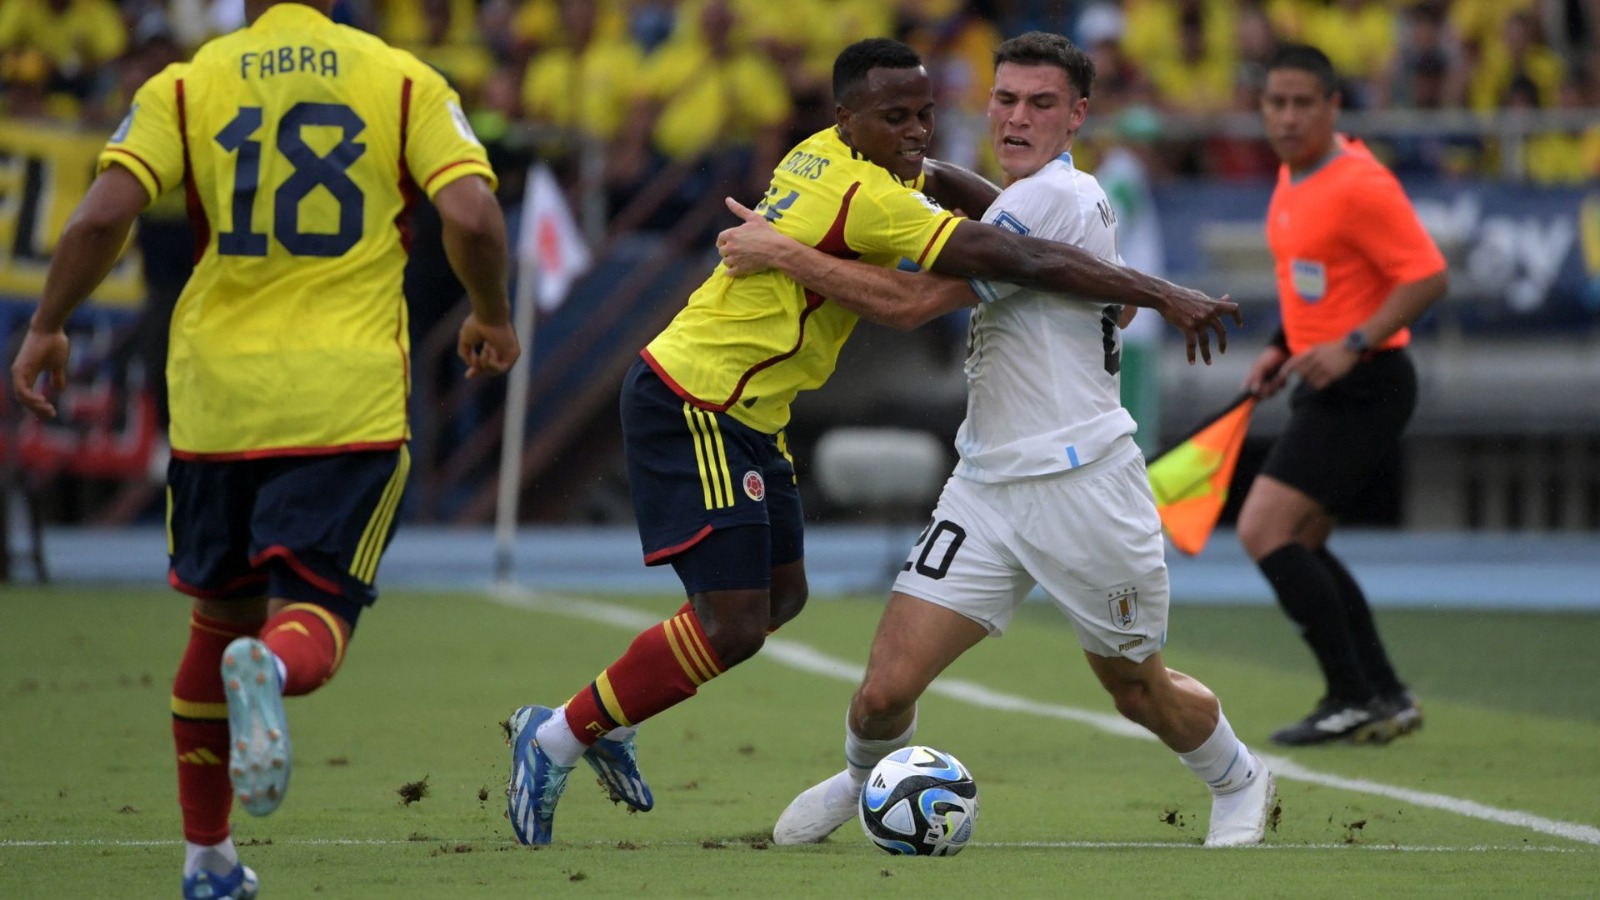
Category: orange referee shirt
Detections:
[{"x1": 1265, "y1": 136, "x2": 1445, "y2": 355}]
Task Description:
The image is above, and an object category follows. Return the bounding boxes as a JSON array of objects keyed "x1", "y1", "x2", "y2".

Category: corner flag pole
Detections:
[
  {"x1": 491, "y1": 161, "x2": 593, "y2": 586},
  {"x1": 493, "y1": 260, "x2": 538, "y2": 586}
]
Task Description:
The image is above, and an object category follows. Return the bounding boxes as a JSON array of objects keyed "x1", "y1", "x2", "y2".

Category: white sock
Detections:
[
  {"x1": 533, "y1": 704, "x2": 587, "y2": 767},
  {"x1": 1177, "y1": 708, "x2": 1256, "y2": 794},
  {"x1": 844, "y1": 706, "x2": 917, "y2": 784},
  {"x1": 183, "y1": 838, "x2": 240, "y2": 878}
]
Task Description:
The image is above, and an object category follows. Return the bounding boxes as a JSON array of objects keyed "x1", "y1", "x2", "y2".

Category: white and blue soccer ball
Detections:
[{"x1": 859, "y1": 745, "x2": 979, "y2": 856}]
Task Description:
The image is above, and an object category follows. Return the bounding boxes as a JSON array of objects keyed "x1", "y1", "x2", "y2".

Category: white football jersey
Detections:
[{"x1": 954, "y1": 151, "x2": 1138, "y2": 483}]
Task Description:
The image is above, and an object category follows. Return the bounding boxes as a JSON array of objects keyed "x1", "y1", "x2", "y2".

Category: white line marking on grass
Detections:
[
  {"x1": 485, "y1": 588, "x2": 1600, "y2": 847},
  {"x1": 1, "y1": 838, "x2": 1587, "y2": 854},
  {"x1": 1263, "y1": 757, "x2": 1600, "y2": 846},
  {"x1": 969, "y1": 841, "x2": 1591, "y2": 853}
]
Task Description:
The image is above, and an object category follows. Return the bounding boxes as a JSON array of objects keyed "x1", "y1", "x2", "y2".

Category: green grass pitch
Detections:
[{"x1": 2, "y1": 585, "x2": 1597, "y2": 898}]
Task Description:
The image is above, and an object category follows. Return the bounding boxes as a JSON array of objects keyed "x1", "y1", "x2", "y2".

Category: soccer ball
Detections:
[{"x1": 859, "y1": 745, "x2": 979, "y2": 856}]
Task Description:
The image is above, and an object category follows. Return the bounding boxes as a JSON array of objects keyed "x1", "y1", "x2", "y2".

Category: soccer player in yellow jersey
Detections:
[
  {"x1": 720, "y1": 32, "x2": 1276, "y2": 849},
  {"x1": 8, "y1": 3, "x2": 518, "y2": 897},
  {"x1": 507, "y1": 37, "x2": 1239, "y2": 846}
]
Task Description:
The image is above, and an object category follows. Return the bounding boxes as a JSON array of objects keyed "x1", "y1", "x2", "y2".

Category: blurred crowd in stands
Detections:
[
  {"x1": 3, "y1": 0, "x2": 1598, "y2": 200},
  {"x1": 2, "y1": 1, "x2": 1594, "y2": 530}
]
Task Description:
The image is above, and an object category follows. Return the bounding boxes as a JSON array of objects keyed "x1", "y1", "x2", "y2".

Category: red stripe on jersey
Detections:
[
  {"x1": 175, "y1": 79, "x2": 211, "y2": 263},
  {"x1": 644, "y1": 183, "x2": 861, "y2": 414},
  {"x1": 102, "y1": 147, "x2": 163, "y2": 194},
  {"x1": 395, "y1": 78, "x2": 417, "y2": 253},
  {"x1": 685, "y1": 181, "x2": 860, "y2": 411},
  {"x1": 251, "y1": 546, "x2": 344, "y2": 596},
  {"x1": 643, "y1": 524, "x2": 714, "y2": 565},
  {"x1": 714, "y1": 183, "x2": 863, "y2": 405},
  {"x1": 915, "y1": 216, "x2": 954, "y2": 267},
  {"x1": 395, "y1": 294, "x2": 411, "y2": 437},
  {"x1": 422, "y1": 159, "x2": 477, "y2": 192},
  {"x1": 814, "y1": 181, "x2": 861, "y2": 258},
  {"x1": 640, "y1": 349, "x2": 726, "y2": 411},
  {"x1": 644, "y1": 305, "x2": 823, "y2": 416},
  {"x1": 169, "y1": 439, "x2": 406, "y2": 462},
  {"x1": 720, "y1": 294, "x2": 824, "y2": 409}
]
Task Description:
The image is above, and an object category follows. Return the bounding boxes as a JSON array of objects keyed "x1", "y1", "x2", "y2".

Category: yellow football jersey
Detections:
[
  {"x1": 98, "y1": 3, "x2": 496, "y2": 457},
  {"x1": 643, "y1": 127, "x2": 960, "y2": 434}
]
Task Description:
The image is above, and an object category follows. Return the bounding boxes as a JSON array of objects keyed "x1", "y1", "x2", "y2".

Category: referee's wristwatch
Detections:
[{"x1": 1342, "y1": 330, "x2": 1371, "y2": 355}]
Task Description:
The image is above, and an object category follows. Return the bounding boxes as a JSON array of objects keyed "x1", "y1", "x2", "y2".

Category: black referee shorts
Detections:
[{"x1": 1259, "y1": 349, "x2": 1417, "y2": 517}]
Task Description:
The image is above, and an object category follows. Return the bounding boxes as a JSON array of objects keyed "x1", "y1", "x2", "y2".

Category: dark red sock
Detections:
[
  {"x1": 173, "y1": 612, "x2": 257, "y2": 845},
  {"x1": 260, "y1": 603, "x2": 349, "y2": 697},
  {"x1": 563, "y1": 608, "x2": 726, "y2": 744}
]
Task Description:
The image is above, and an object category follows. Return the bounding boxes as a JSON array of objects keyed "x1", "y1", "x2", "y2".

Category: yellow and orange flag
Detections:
[{"x1": 1147, "y1": 392, "x2": 1256, "y2": 556}]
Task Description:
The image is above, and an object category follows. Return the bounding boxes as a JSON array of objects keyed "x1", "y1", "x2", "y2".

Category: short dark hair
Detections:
[
  {"x1": 1266, "y1": 43, "x2": 1338, "y2": 97},
  {"x1": 833, "y1": 38, "x2": 922, "y2": 106},
  {"x1": 993, "y1": 31, "x2": 1096, "y2": 99}
]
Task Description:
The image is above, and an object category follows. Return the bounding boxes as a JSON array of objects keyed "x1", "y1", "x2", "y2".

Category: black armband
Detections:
[{"x1": 1268, "y1": 327, "x2": 1289, "y2": 353}]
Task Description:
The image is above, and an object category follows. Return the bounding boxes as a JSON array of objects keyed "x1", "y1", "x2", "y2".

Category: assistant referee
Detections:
[{"x1": 1238, "y1": 44, "x2": 1448, "y2": 748}]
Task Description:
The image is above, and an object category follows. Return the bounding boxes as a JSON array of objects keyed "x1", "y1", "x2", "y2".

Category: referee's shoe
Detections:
[
  {"x1": 1270, "y1": 696, "x2": 1385, "y2": 746},
  {"x1": 1376, "y1": 690, "x2": 1425, "y2": 740}
]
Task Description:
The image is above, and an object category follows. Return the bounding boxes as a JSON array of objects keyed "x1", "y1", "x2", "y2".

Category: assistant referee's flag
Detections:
[{"x1": 1146, "y1": 392, "x2": 1256, "y2": 556}]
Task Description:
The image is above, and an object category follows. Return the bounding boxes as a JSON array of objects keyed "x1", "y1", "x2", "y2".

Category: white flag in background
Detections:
[{"x1": 518, "y1": 161, "x2": 592, "y2": 312}]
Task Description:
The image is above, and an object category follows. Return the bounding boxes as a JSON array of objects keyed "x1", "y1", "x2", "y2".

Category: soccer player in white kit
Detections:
[{"x1": 716, "y1": 31, "x2": 1276, "y2": 848}]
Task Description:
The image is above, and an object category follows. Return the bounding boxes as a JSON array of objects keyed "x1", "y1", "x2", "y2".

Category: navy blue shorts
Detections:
[
  {"x1": 166, "y1": 446, "x2": 411, "y2": 625},
  {"x1": 621, "y1": 357, "x2": 803, "y2": 591}
]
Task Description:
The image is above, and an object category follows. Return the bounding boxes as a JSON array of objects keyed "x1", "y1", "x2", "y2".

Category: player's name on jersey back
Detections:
[{"x1": 240, "y1": 47, "x2": 340, "y2": 80}]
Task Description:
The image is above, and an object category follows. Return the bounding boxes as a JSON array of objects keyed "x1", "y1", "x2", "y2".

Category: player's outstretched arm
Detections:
[
  {"x1": 718, "y1": 198, "x2": 977, "y2": 331},
  {"x1": 435, "y1": 175, "x2": 520, "y2": 379},
  {"x1": 931, "y1": 220, "x2": 1242, "y2": 364},
  {"x1": 9, "y1": 164, "x2": 146, "y2": 418},
  {"x1": 920, "y1": 158, "x2": 1001, "y2": 219}
]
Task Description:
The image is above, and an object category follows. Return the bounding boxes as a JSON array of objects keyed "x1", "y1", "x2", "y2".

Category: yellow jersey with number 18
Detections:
[
  {"x1": 98, "y1": 3, "x2": 496, "y2": 459},
  {"x1": 642, "y1": 126, "x2": 960, "y2": 434}
]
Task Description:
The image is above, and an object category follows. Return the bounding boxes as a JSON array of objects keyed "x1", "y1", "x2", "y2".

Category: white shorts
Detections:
[{"x1": 890, "y1": 439, "x2": 1169, "y2": 662}]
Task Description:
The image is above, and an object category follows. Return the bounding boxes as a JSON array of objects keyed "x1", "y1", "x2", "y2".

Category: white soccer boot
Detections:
[
  {"x1": 1204, "y1": 752, "x2": 1277, "y2": 847},
  {"x1": 772, "y1": 770, "x2": 861, "y2": 845},
  {"x1": 222, "y1": 638, "x2": 291, "y2": 817}
]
